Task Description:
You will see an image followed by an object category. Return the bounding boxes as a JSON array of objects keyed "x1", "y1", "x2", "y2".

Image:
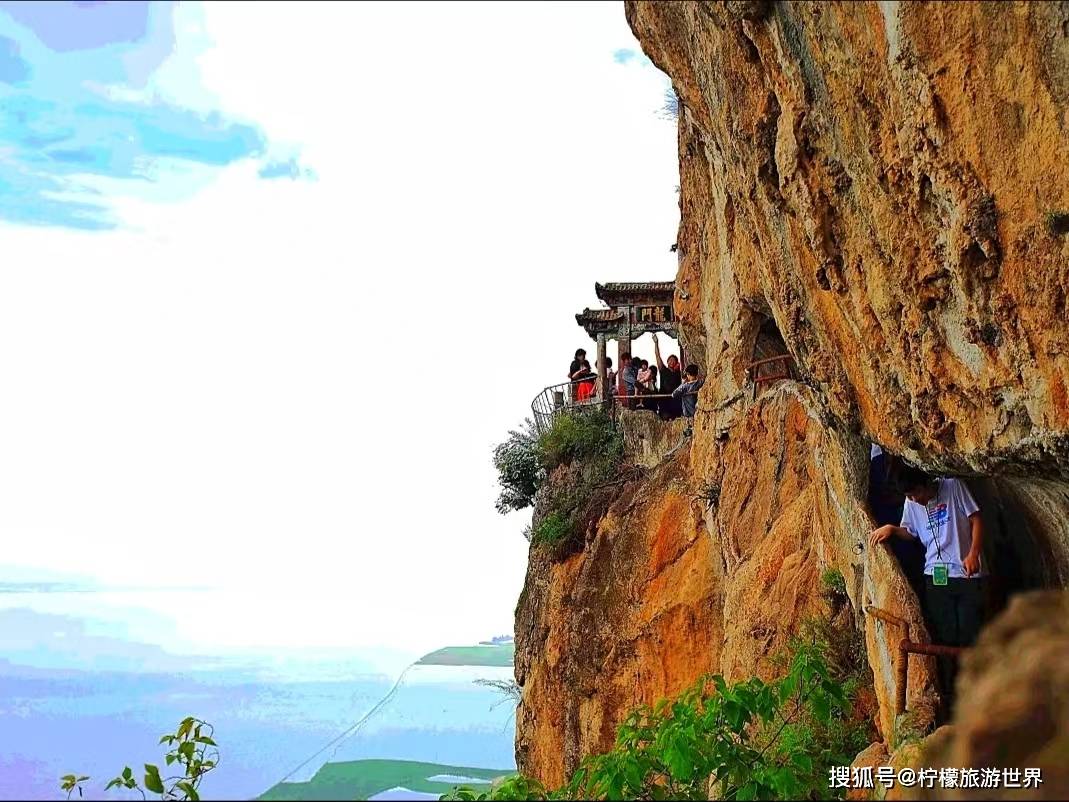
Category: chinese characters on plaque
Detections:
[{"x1": 633, "y1": 305, "x2": 673, "y2": 324}]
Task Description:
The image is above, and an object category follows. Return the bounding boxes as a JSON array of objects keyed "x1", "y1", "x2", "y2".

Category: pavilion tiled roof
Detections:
[
  {"x1": 594, "y1": 281, "x2": 676, "y2": 303},
  {"x1": 575, "y1": 307, "x2": 625, "y2": 325}
]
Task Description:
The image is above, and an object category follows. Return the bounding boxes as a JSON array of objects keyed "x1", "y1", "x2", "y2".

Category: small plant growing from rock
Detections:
[
  {"x1": 659, "y1": 86, "x2": 680, "y2": 121},
  {"x1": 697, "y1": 480, "x2": 721, "y2": 510},
  {"x1": 473, "y1": 678, "x2": 522, "y2": 711},
  {"x1": 532, "y1": 511, "x2": 570, "y2": 547},
  {"x1": 820, "y1": 568, "x2": 848, "y2": 600}
]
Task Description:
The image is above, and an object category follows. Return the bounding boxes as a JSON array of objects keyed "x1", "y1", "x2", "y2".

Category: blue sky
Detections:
[
  {"x1": 0, "y1": 0, "x2": 309, "y2": 230},
  {"x1": 0, "y1": 1, "x2": 678, "y2": 651}
]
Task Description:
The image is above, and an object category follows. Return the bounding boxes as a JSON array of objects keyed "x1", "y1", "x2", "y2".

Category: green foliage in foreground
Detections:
[
  {"x1": 62, "y1": 717, "x2": 218, "y2": 801},
  {"x1": 442, "y1": 641, "x2": 867, "y2": 801}
]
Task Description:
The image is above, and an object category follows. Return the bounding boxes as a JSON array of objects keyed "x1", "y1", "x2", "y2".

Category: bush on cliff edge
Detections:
[
  {"x1": 492, "y1": 418, "x2": 544, "y2": 514},
  {"x1": 530, "y1": 410, "x2": 623, "y2": 550},
  {"x1": 493, "y1": 410, "x2": 625, "y2": 552}
]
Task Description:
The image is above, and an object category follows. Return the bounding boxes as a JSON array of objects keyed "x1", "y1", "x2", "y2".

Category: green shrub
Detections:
[
  {"x1": 442, "y1": 642, "x2": 868, "y2": 802},
  {"x1": 532, "y1": 512, "x2": 570, "y2": 547},
  {"x1": 493, "y1": 419, "x2": 544, "y2": 513},
  {"x1": 820, "y1": 568, "x2": 847, "y2": 599},
  {"x1": 492, "y1": 411, "x2": 622, "y2": 523},
  {"x1": 537, "y1": 409, "x2": 621, "y2": 471},
  {"x1": 491, "y1": 410, "x2": 626, "y2": 556}
]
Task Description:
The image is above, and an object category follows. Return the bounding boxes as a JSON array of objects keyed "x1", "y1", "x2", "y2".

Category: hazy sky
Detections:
[{"x1": 0, "y1": 1, "x2": 679, "y2": 654}]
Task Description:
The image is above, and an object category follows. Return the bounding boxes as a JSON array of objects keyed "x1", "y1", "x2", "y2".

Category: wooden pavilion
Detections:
[{"x1": 575, "y1": 281, "x2": 682, "y2": 400}]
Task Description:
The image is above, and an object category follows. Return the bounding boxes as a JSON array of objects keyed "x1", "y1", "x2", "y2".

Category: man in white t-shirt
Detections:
[{"x1": 868, "y1": 464, "x2": 986, "y2": 713}]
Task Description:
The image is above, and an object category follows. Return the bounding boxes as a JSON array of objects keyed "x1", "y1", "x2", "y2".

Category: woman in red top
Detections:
[{"x1": 575, "y1": 359, "x2": 596, "y2": 402}]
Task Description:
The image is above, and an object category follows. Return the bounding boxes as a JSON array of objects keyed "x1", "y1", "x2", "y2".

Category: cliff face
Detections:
[
  {"x1": 515, "y1": 0, "x2": 1069, "y2": 787},
  {"x1": 515, "y1": 452, "x2": 716, "y2": 788},
  {"x1": 631, "y1": 0, "x2": 1069, "y2": 480}
]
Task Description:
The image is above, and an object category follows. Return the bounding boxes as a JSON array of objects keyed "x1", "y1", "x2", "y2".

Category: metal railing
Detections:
[
  {"x1": 865, "y1": 605, "x2": 965, "y2": 716},
  {"x1": 532, "y1": 354, "x2": 798, "y2": 435},
  {"x1": 746, "y1": 354, "x2": 795, "y2": 400},
  {"x1": 530, "y1": 377, "x2": 604, "y2": 435},
  {"x1": 530, "y1": 379, "x2": 697, "y2": 435}
]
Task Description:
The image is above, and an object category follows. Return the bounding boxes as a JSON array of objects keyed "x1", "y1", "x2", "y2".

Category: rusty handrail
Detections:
[
  {"x1": 901, "y1": 641, "x2": 965, "y2": 658},
  {"x1": 865, "y1": 605, "x2": 966, "y2": 715},
  {"x1": 865, "y1": 606, "x2": 914, "y2": 716},
  {"x1": 530, "y1": 379, "x2": 602, "y2": 434},
  {"x1": 748, "y1": 354, "x2": 795, "y2": 369},
  {"x1": 746, "y1": 355, "x2": 795, "y2": 400}
]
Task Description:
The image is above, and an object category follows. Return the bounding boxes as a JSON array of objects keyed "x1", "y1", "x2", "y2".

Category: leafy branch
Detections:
[{"x1": 61, "y1": 717, "x2": 219, "y2": 802}]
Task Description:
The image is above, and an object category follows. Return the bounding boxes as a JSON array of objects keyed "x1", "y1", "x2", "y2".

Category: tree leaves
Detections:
[
  {"x1": 493, "y1": 418, "x2": 544, "y2": 513},
  {"x1": 60, "y1": 717, "x2": 219, "y2": 802},
  {"x1": 143, "y1": 764, "x2": 164, "y2": 794}
]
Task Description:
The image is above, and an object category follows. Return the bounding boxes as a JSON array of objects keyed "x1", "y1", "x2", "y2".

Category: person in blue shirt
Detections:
[
  {"x1": 672, "y1": 365, "x2": 704, "y2": 434},
  {"x1": 868, "y1": 464, "x2": 986, "y2": 711},
  {"x1": 618, "y1": 355, "x2": 641, "y2": 410}
]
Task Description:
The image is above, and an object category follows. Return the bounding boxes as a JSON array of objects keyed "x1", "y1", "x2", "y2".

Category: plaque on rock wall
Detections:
[{"x1": 632, "y1": 304, "x2": 674, "y2": 324}]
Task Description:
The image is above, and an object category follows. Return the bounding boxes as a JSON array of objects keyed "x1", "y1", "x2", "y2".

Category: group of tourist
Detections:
[{"x1": 567, "y1": 334, "x2": 704, "y2": 420}]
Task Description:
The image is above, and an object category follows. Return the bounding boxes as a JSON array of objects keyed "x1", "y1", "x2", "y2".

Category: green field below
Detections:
[
  {"x1": 416, "y1": 643, "x2": 514, "y2": 667},
  {"x1": 258, "y1": 759, "x2": 512, "y2": 800}
]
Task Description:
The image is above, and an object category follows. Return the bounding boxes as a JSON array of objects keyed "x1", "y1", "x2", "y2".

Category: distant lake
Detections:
[{"x1": 0, "y1": 589, "x2": 517, "y2": 800}]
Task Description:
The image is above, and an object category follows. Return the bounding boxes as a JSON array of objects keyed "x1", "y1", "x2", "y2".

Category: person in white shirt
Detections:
[{"x1": 868, "y1": 464, "x2": 986, "y2": 712}]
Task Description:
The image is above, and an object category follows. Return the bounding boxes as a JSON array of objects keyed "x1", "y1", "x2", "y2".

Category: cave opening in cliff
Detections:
[
  {"x1": 745, "y1": 310, "x2": 794, "y2": 395},
  {"x1": 867, "y1": 449, "x2": 1064, "y2": 635}
]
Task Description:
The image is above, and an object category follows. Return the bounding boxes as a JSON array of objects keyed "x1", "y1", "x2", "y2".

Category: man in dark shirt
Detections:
[
  {"x1": 652, "y1": 334, "x2": 682, "y2": 418},
  {"x1": 673, "y1": 364, "x2": 704, "y2": 432}
]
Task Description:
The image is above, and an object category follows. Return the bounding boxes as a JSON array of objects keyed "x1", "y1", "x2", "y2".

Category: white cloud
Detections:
[{"x1": 0, "y1": 1, "x2": 679, "y2": 651}]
